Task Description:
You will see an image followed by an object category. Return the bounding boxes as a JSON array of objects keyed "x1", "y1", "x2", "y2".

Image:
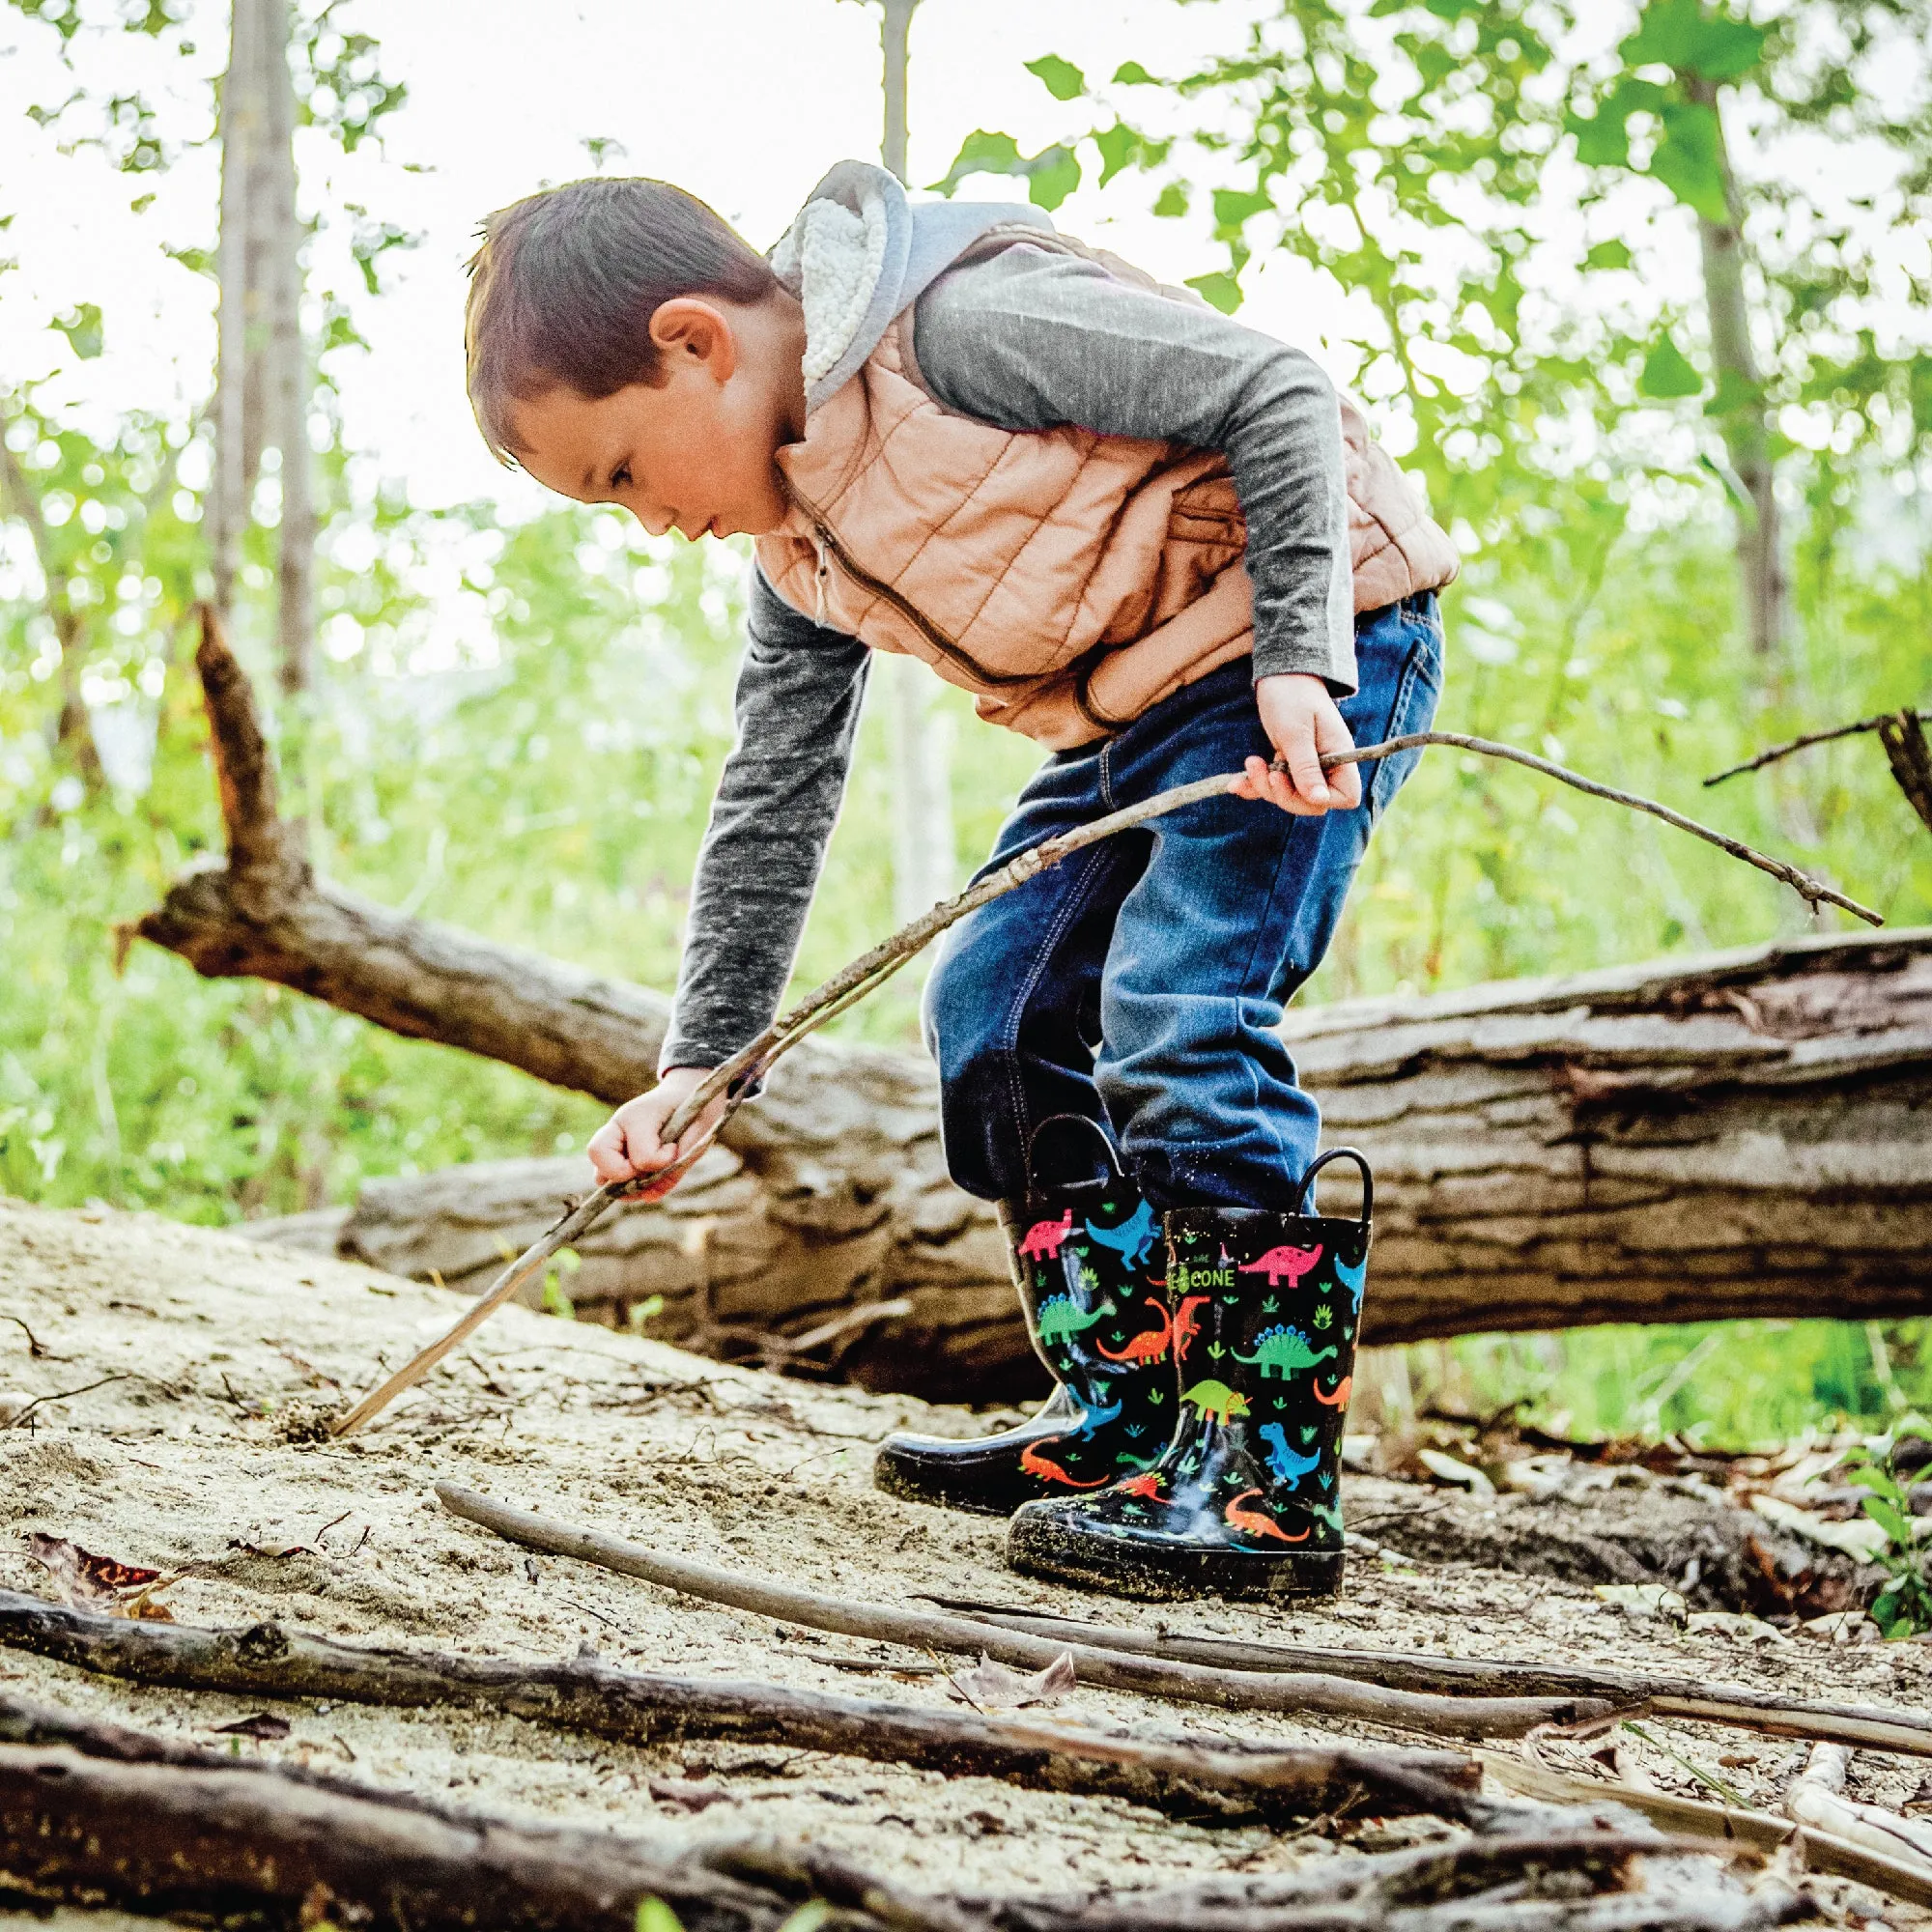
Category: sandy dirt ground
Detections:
[{"x1": 0, "y1": 1194, "x2": 1928, "y2": 1923}]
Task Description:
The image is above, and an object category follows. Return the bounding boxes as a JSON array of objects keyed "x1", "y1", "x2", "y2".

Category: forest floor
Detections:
[{"x1": 1, "y1": 1193, "x2": 1929, "y2": 1926}]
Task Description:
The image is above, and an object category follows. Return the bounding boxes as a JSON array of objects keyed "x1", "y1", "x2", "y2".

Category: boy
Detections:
[{"x1": 466, "y1": 162, "x2": 1454, "y2": 1600}]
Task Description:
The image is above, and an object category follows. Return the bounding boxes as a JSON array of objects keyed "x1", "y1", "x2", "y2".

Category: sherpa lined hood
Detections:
[{"x1": 769, "y1": 160, "x2": 1051, "y2": 415}]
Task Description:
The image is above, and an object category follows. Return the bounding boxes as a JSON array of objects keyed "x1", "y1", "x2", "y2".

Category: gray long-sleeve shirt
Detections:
[{"x1": 661, "y1": 243, "x2": 1352, "y2": 1072}]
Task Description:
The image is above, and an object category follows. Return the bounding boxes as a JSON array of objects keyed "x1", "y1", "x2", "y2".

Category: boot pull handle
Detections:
[
  {"x1": 1025, "y1": 1113, "x2": 1124, "y2": 1193},
  {"x1": 1296, "y1": 1147, "x2": 1373, "y2": 1228}
]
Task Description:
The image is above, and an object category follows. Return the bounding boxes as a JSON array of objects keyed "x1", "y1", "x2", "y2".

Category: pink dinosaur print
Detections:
[
  {"x1": 1224, "y1": 1490, "x2": 1310, "y2": 1544},
  {"x1": 1095, "y1": 1298, "x2": 1174, "y2": 1365},
  {"x1": 1313, "y1": 1375, "x2": 1353, "y2": 1408},
  {"x1": 1015, "y1": 1209, "x2": 1074, "y2": 1262},
  {"x1": 1019, "y1": 1440, "x2": 1110, "y2": 1488},
  {"x1": 1170, "y1": 1293, "x2": 1211, "y2": 1364},
  {"x1": 1238, "y1": 1242, "x2": 1324, "y2": 1290}
]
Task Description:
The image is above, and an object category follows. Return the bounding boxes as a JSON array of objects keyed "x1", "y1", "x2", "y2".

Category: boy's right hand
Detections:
[{"x1": 587, "y1": 1065, "x2": 727, "y2": 1187}]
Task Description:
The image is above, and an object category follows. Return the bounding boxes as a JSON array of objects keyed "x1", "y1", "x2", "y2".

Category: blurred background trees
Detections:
[{"x1": 1, "y1": 0, "x2": 1927, "y2": 1435}]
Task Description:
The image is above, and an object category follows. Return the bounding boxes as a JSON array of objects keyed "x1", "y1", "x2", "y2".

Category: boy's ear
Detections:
[{"x1": 649, "y1": 298, "x2": 737, "y2": 382}]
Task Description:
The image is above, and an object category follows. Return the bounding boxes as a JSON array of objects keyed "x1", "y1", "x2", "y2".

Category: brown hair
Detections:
[{"x1": 465, "y1": 177, "x2": 781, "y2": 465}]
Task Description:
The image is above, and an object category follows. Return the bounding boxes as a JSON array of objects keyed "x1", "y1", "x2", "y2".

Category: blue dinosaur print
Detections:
[
  {"x1": 1085, "y1": 1199, "x2": 1158, "y2": 1269},
  {"x1": 1335, "y1": 1249, "x2": 1367, "y2": 1322},
  {"x1": 1258, "y1": 1423, "x2": 1321, "y2": 1491},
  {"x1": 1070, "y1": 1393, "x2": 1123, "y2": 1439}
]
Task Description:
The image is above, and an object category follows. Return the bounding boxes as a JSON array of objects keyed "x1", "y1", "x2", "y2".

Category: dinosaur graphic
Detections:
[
  {"x1": 1019, "y1": 1440, "x2": 1110, "y2": 1488},
  {"x1": 1258, "y1": 1423, "x2": 1322, "y2": 1490},
  {"x1": 1313, "y1": 1375, "x2": 1353, "y2": 1408},
  {"x1": 1085, "y1": 1198, "x2": 1158, "y2": 1268},
  {"x1": 1114, "y1": 1469, "x2": 1164, "y2": 1499},
  {"x1": 1179, "y1": 1378, "x2": 1249, "y2": 1424},
  {"x1": 1170, "y1": 1293, "x2": 1211, "y2": 1363},
  {"x1": 1237, "y1": 1243, "x2": 1324, "y2": 1290},
  {"x1": 1036, "y1": 1295, "x2": 1108, "y2": 1348},
  {"x1": 1224, "y1": 1489, "x2": 1309, "y2": 1544},
  {"x1": 1233, "y1": 1325, "x2": 1339, "y2": 1380},
  {"x1": 1096, "y1": 1298, "x2": 1174, "y2": 1365},
  {"x1": 1308, "y1": 1500, "x2": 1344, "y2": 1535},
  {"x1": 1069, "y1": 1393, "x2": 1123, "y2": 1439},
  {"x1": 1335, "y1": 1249, "x2": 1367, "y2": 1321},
  {"x1": 1015, "y1": 1209, "x2": 1074, "y2": 1262}
]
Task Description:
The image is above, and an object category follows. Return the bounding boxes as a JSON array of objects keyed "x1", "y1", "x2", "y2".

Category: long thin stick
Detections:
[
  {"x1": 435, "y1": 1482, "x2": 1609, "y2": 1746},
  {"x1": 1705, "y1": 707, "x2": 1932, "y2": 786},
  {"x1": 923, "y1": 1599, "x2": 1932, "y2": 1759},
  {"x1": 333, "y1": 731, "x2": 1877, "y2": 1436}
]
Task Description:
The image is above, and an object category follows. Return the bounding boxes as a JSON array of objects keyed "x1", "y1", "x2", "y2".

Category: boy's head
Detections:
[{"x1": 466, "y1": 178, "x2": 804, "y2": 540}]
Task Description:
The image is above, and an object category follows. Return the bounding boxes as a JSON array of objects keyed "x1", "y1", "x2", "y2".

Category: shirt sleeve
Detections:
[
  {"x1": 910, "y1": 243, "x2": 1356, "y2": 691},
  {"x1": 659, "y1": 563, "x2": 870, "y2": 1073}
]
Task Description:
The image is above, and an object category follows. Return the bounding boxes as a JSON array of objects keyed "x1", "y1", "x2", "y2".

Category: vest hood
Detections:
[{"x1": 769, "y1": 160, "x2": 1051, "y2": 416}]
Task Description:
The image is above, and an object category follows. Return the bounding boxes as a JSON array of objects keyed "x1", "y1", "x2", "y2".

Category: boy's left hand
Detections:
[{"x1": 1234, "y1": 672, "x2": 1364, "y2": 816}]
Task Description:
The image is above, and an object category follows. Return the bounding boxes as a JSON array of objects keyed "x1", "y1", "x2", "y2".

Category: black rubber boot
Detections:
[
  {"x1": 873, "y1": 1117, "x2": 1179, "y2": 1516},
  {"x1": 1007, "y1": 1150, "x2": 1372, "y2": 1600}
]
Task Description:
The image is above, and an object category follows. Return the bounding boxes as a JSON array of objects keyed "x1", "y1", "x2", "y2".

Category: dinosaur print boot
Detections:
[
  {"x1": 1007, "y1": 1150, "x2": 1372, "y2": 1601},
  {"x1": 873, "y1": 1117, "x2": 1178, "y2": 1516}
]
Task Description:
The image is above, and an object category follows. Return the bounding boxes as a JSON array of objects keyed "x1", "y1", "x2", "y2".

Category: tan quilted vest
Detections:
[{"x1": 756, "y1": 232, "x2": 1458, "y2": 751}]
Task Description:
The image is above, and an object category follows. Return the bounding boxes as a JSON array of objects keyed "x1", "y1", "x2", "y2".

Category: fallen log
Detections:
[
  {"x1": 921, "y1": 1599, "x2": 1932, "y2": 1759},
  {"x1": 436, "y1": 1482, "x2": 1603, "y2": 1747},
  {"x1": 0, "y1": 1590, "x2": 1468, "y2": 1824},
  {"x1": 153, "y1": 613, "x2": 1932, "y2": 1399},
  {"x1": 0, "y1": 1733, "x2": 1770, "y2": 1932}
]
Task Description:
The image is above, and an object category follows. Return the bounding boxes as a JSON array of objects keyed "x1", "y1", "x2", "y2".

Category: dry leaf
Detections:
[
  {"x1": 1416, "y1": 1448, "x2": 1496, "y2": 1498},
  {"x1": 648, "y1": 1776, "x2": 733, "y2": 1813},
  {"x1": 211, "y1": 1712, "x2": 292, "y2": 1741},
  {"x1": 1748, "y1": 1492, "x2": 1889, "y2": 1562},
  {"x1": 1593, "y1": 1583, "x2": 1686, "y2": 1622},
  {"x1": 947, "y1": 1650, "x2": 1076, "y2": 1710},
  {"x1": 27, "y1": 1532, "x2": 178, "y2": 1620}
]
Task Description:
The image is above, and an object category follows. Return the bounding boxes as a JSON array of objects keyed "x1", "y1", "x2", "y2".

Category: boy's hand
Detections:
[
  {"x1": 1233, "y1": 672, "x2": 1364, "y2": 817},
  {"x1": 587, "y1": 1065, "x2": 727, "y2": 1187}
]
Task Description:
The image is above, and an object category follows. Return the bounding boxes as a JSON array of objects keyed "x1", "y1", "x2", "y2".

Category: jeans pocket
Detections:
[{"x1": 1367, "y1": 616, "x2": 1445, "y2": 823}]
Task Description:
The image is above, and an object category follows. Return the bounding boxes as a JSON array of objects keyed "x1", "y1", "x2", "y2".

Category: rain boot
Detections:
[
  {"x1": 873, "y1": 1116, "x2": 1179, "y2": 1516},
  {"x1": 1006, "y1": 1150, "x2": 1372, "y2": 1600}
]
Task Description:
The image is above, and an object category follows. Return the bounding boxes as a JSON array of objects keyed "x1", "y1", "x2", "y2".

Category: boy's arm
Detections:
[
  {"x1": 596, "y1": 568, "x2": 867, "y2": 1183},
  {"x1": 911, "y1": 243, "x2": 1356, "y2": 696}
]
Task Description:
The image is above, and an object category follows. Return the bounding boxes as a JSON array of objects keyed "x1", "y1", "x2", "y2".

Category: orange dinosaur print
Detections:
[
  {"x1": 1095, "y1": 1297, "x2": 1175, "y2": 1365},
  {"x1": 1114, "y1": 1470, "x2": 1164, "y2": 1498},
  {"x1": 1313, "y1": 1376, "x2": 1352, "y2": 1408},
  {"x1": 1224, "y1": 1489, "x2": 1309, "y2": 1543},
  {"x1": 1170, "y1": 1293, "x2": 1211, "y2": 1363},
  {"x1": 1019, "y1": 1440, "x2": 1110, "y2": 1488}
]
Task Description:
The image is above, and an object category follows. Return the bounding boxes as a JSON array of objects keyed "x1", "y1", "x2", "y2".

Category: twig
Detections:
[
  {"x1": 762, "y1": 1298, "x2": 915, "y2": 1361},
  {"x1": 0, "y1": 1589, "x2": 1472, "y2": 1824},
  {"x1": 332, "y1": 727, "x2": 1873, "y2": 1438},
  {"x1": 1705, "y1": 707, "x2": 1932, "y2": 786},
  {"x1": 2, "y1": 1373, "x2": 130, "y2": 1430},
  {"x1": 920, "y1": 1599, "x2": 1932, "y2": 1760},
  {"x1": 1, "y1": 1314, "x2": 50, "y2": 1359},
  {"x1": 434, "y1": 1481, "x2": 1607, "y2": 1747}
]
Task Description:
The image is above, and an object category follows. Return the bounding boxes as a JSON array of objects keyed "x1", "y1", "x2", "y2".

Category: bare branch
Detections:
[{"x1": 1704, "y1": 707, "x2": 1932, "y2": 786}]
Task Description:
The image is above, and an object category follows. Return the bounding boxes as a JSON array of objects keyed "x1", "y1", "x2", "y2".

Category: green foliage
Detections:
[
  {"x1": 928, "y1": 129, "x2": 1082, "y2": 211},
  {"x1": 1847, "y1": 1425, "x2": 1932, "y2": 1637}
]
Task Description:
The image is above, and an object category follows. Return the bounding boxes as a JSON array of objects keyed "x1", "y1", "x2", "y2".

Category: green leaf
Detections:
[
  {"x1": 1185, "y1": 270, "x2": 1243, "y2": 314},
  {"x1": 1094, "y1": 123, "x2": 1139, "y2": 187},
  {"x1": 1112, "y1": 60, "x2": 1156, "y2": 86},
  {"x1": 50, "y1": 303, "x2": 102, "y2": 360},
  {"x1": 1862, "y1": 1495, "x2": 1915, "y2": 1549},
  {"x1": 1570, "y1": 108, "x2": 1632, "y2": 170},
  {"x1": 1622, "y1": 0, "x2": 1766, "y2": 82},
  {"x1": 1584, "y1": 240, "x2": 1633, "y2": 270},
  {"x1": 1704, "y1": 365, "x2": 1763, "y2": 419},
  {"x1": 1027, "y1": 145, "x2": 1082, "y2": 211},
  {"x1": 928, "y1": 128, "x2": 1024, "y2": 196},
  {"x1": 1649, "y1": 101, "x2": 1731, "y2": 224},
  {"x1": 1638, "y1": 333, "x2": 1703, "y2": 399},
  {"x1": 1026, "y1": 53, "x2": 1086, "y2": 102},
  {"x1": 637, "y1": 1901, "x2": 685, "y2": 1932},
  {"x1": 1211, "y1": 186, "x2": 1273, "y2": 234},
  {"x1": 1152, "y1": 183, "x2": 1189, "y2": 218}
]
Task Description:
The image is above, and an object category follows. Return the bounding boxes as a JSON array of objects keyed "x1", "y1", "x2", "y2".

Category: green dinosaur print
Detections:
[
  {"x1": 1036, "y1": 1295, "x2": 1108, "y2": 1347},
  {"x1": 1231, "y1": 1324, "x2": 1338, "y2": 1380},
  {"x1": 1180, "y1": 1378, "x2": 1250, "y2": 1424},
  {"x1": 1309, "y1": 1501, "x2": 1344, "y2": 1535}
]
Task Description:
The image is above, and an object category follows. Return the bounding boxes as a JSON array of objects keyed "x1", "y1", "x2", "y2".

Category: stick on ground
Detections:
[
  {"x1": 435, "y1": 1483, "x2": 1612, "y2": 1748},
  {"x1": 0, "y1": 1589, "x2": 1464, "y2": 1824}
]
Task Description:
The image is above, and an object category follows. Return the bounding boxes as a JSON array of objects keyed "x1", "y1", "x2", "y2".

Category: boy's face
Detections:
[{"x1": 511, "y1": 295, "x2": 804, "y2": 541}]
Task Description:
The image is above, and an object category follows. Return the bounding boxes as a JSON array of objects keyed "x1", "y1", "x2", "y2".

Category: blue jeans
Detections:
[{"x1": 923, "y1": 594, "x2": 1444, "y2": 1210}]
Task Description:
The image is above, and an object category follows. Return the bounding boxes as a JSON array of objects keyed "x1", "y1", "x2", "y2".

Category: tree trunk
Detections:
[{"x1": 1685, "y1": 74, "x2": 1789, "y2": 676}]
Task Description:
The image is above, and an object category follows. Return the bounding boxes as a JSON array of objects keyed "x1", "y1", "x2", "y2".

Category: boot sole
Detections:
[
  {"x1": 1009, "y1": 1511, "x2": 1345, "y2": 1603},
  {"x1": 872, "y1": 1449, "x2": 1030, "y2": 1518}
]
